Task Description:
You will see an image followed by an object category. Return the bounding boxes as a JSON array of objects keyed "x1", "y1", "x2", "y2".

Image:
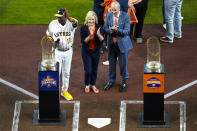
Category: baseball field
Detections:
[
  {"x1": 0, "y1": 0, "x2": 197, "y2": 131},
  {"x1": 0, "y1": 0, "x2": 196, "y2": 24}
]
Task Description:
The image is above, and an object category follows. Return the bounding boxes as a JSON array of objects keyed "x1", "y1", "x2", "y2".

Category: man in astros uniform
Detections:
[{"x1": 46, "y1": 8, "x2": 78, "y2": 100}]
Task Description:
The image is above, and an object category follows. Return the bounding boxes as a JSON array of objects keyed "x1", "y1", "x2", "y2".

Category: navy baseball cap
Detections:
[{"x1": 54, "y1": 8, "x2": 65, "y2": 17}]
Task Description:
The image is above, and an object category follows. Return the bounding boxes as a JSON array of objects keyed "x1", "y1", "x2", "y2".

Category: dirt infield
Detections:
[{"x1": 0, "y1": 24, "x2": 197, "y2": 131}]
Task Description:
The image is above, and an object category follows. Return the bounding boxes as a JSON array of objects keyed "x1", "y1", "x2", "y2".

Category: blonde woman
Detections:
[{"x1": 80, "y1": 11, "x2": 104, "y2": 94}]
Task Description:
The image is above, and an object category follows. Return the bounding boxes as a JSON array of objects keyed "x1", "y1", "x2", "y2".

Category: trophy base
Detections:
[
  {"x1": 39, "y1": 61, "x2": 57, "y2": 71},
  {"x1": 41, "y1": 60, "x2": 56, "y2": 71},
  {"x1": 137, "y1": 112, "x2": 170, "y2": 128},
  {"x1": 40, "y1": 66, "x2": 56, "y2": 71},
  {"x1": 146, "y1": 61, "x2": 161, "y2": 70},
  {"x1": 144, "y1": 63, "x2": 164, "y2": 73}
]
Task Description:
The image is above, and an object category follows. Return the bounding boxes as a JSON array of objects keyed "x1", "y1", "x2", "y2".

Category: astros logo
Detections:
[
  {"x1": 146, "y1": 77, "x2": 161, "y2": 89},
  {"x1": 41, "y1": 75, "x2": 57, "y2": 88}
]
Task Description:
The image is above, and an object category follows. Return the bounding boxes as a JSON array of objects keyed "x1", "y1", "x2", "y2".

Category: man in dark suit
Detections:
[
  {"x1": 117, "y1": 0, "x2": 128, "y2": 12},
  {"x1": 93, "y1": 0, "x2": 105, "y2": 25},
  {"x1": 130, "y1": 0, "x2": 148, "y2": 43},
  {"x1": 93, "y1": 0, "x2": 105, "y2": 53},
  {"x1": 103, "y1": 1, "x2": 133, "y2": 92}
]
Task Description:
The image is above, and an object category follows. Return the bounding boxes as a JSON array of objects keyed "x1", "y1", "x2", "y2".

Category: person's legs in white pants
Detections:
[
  {"x1": 165, "y1": 0, "x2": 177, "y2": 41},
  {"x1": 174, "y1": 0, "x2": 183, "y2": 38},
  {"x1": 61, "y1": 49, "x2": 73, "y2": 92}
]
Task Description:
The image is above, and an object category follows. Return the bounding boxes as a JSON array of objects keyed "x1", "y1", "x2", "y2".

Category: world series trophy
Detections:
[
  {"x1": 33, "y1": 35, "x2": 66, "y2": 125},
  {"x1": 138, "y1": 36, "x2": 170, "y2": 128},
  {"x1": 40, "y1": 35, "x2": 56, "y2": 71},
  {"x1": 146, "y1": 36, "x2": 161, "y2": 72}
]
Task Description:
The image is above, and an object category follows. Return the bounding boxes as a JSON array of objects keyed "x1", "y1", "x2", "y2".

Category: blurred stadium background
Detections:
[{"x1": 0, "y1": 0, "x2": 196, "y2": 25}]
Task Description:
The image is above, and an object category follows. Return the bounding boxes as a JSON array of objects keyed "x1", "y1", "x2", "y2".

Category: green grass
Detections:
[
  {"x1": 145, "y1": 0, "x2": 197, "y2": 24},
  {"x1": 0, "y1": 0, "x2": 196, "y2": 24},
  {"x1": 0, "y1": 0, "x2": 93, "y2": 24}
]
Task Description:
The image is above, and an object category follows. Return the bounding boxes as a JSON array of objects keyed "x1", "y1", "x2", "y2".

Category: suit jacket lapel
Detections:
[
  {"x1": 117, "y1": 11, "x2": 122, "y2": 26},
  {"x1": 111, "y1": 13, "x2": 114, "y2": 27}
]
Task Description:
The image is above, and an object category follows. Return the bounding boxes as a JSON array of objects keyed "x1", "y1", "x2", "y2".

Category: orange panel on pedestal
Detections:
[{"x1": 143, "y1": 74, "x2": 164, "y2": 93}]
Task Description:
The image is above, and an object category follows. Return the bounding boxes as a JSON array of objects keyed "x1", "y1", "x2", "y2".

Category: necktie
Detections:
[{"x1": 113, "y1": 16, "x2": 118, "y2": 43}]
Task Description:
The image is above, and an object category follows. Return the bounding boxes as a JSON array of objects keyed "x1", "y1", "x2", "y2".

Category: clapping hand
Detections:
[
  {"x1": 97, "y1": 27, "x2": 101, "y2": 36},
  {"x1": 110, "y1": 25, "x2": 119, "y2": 32},
  {"x1": 97, "y1": 27, "x2": 104, "y2": 41},
  {"x1": 89, "y1": 27, "x2": 94, "y2": 36}
]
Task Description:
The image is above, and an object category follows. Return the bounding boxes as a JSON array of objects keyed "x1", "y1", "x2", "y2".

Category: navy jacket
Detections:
[
  {"x1": 93, "y1": 0, "x2": 104, "y2": 20},
  {"x1": 80, "y1": 25, "x2": 104, "y2": 52},
  {"x1": 117, "y1": 0, "x2": 128, "y2": 12}
]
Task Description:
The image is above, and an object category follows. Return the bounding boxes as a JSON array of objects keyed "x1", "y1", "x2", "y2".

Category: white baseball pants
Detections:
[{"x1": 55, "y1": 48, "x2": 73, "y2": 92}]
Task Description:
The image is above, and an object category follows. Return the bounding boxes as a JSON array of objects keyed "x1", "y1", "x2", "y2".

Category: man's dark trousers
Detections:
[
  {"x1": 131, "y1": 0, "x2": 148, "y2": 38},
  {"x1": 108, "y1": 43, "x2": 129, "y2": 84}
]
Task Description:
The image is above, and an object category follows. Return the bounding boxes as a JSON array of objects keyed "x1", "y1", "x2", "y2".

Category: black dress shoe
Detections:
[
  {"x1": 103, "y1": 82, "x2": 113, "y2": 91},
  {"x1": 119, "y1": 83, "x2": 127, "y2": 92}
]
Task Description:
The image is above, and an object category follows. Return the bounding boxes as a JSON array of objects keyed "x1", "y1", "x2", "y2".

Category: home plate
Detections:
[{"x1": 88, "y1": 118, "x2": 111, "y2": 128}]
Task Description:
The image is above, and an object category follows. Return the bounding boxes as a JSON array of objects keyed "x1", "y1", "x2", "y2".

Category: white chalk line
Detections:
[
  {"x1": 1, "y1": 77, "x2": 196, "y2": 101},
  {"x1": 12, "y1": 101, "x2": 21, "y2": 131},
  {"x1": 2, "y1": 77, "x2": 195, "y2": 131},
  {"x1": 164, "y1": 80, "x2": 197, "y2": 99},
  {"x1": 119, "y1": 100, "x2": 186, "y2": 131},
  {"x1": 178, "y1": 101, "x2": 187, "y2": 131},
  {"x1": 12, "y1": 100, "x2": 80, "y2": 131},
  {"x1": 72, "y1": 101, "x2": 80, "y2": 131},
  {"x1": 119, "y1": 101, "x2": 126, "y2": 131},
  {"x1": 0, "y1": 78, "x2": 38, "y2": 99}
]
